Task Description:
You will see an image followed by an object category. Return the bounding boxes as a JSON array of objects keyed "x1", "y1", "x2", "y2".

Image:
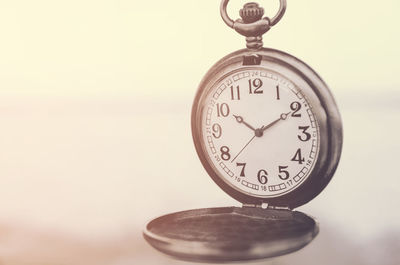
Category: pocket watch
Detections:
[{"x1": 144, "y1": 0, "x2": 343, "y2": 262}]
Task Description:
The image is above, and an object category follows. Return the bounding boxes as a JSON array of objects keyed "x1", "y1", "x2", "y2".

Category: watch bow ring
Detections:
[{"x1": 220, "y1": 0, "x2": 287, "y2": 49}]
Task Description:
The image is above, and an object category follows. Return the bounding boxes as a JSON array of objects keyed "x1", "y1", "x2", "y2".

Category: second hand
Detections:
[{"x1": 231, "y1": 125, "x2": 264, "y2": 163}]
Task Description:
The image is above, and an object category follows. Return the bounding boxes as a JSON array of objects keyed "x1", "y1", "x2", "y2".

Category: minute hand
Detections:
[{"x1": 261, "y1": 112, "x2": 291, "y2": 132}]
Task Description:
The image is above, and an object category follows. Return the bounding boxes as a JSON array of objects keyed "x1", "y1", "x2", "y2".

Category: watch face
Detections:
[{"x1": 200, "y1": 67, "x2": 320, "y2": 198}]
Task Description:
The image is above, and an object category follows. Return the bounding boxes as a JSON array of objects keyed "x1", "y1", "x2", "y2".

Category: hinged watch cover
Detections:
[{"x1": 143, "y1": 207, "x2": 318, "y2": 262}]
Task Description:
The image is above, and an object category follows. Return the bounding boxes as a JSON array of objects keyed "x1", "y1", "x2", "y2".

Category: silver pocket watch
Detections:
[{"x1": 144, "y1": 0, "x2": 343, "y2": 262}]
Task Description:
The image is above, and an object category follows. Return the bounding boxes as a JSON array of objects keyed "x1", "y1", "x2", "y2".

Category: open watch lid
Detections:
[{"x1": 144, "y1": 207, "x2": 318, "y2": 262}]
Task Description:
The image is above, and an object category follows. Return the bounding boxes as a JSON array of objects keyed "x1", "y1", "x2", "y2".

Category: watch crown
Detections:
[{"x1": 239, "y1": 2, "x2": 264, "y2": 24}]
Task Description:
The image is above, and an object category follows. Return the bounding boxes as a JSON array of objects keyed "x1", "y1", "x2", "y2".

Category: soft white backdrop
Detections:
[{"x1": 0, "y1": 1, "x2": 399, "y2": 264}]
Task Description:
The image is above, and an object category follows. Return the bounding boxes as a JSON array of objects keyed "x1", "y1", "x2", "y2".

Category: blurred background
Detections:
[{"x1": 0, "y1": 0, "x2": 399, "y2": 264}]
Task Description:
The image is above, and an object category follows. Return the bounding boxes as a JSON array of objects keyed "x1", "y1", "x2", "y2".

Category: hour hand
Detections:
[{"x1": 233, "y1": 115, "x2": 256, "y2": 131}]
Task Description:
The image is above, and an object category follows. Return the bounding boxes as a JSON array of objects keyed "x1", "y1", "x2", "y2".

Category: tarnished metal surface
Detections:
[{"x1": 144, "y1": 207, "x2": 318, "y2": 262}]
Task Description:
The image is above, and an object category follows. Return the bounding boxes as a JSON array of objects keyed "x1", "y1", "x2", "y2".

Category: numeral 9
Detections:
[{"x1": 212, "y1": 123, "x2": 222, "y2": 139}]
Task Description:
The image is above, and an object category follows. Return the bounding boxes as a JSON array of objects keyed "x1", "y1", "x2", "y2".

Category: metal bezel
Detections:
[{"x1": 191, "y1": 48, "x2": 343, "y2": 209}]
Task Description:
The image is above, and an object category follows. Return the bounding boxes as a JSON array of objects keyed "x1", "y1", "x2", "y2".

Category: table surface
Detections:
[{"x1": 0, "y1": 92, "x2": 399, "y2": 265}]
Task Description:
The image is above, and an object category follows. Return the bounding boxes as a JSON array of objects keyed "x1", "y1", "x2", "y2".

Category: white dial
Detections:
[{"x1": 200, "y1": 68, "x2": 320, "y2": 198}]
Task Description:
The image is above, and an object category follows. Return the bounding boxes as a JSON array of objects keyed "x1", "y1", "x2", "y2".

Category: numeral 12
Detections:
[{"x1": 248, "y1": 78, "x2": 263, "y2": 94}]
